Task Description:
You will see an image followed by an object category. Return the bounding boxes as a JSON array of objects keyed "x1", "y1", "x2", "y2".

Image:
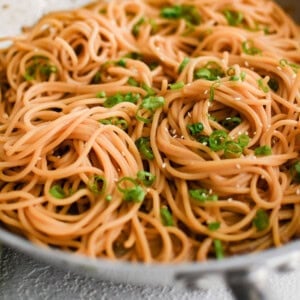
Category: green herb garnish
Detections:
[
  {"x1": 189, "y1": 188, "x2": 218, "y2": 202},
  {"x1": 208, "y1": 221, "x2": 221, "y2": 231},
  {"x1": 127, "y1": 77, "x2": 139, "y2": 87},
  {"x1": 187, "y1": 122, "x2": 204, "y2": 136},
  {"x1": 88, "y1": 175, "x2": 107, "y2": 195},
  {"x1": 160, "y1": 206, "x2": 174, "y2": 226},
  {"x1": 135, "y1": 137, "x2": 154, "y2": 160},
  {"x1": 242, "y1": 40, "x2": 261, "y2": 55},
  {"x1": 223, "y1": 10, "x2": 243, "y2": 26},
  {"x1": 214, "y1": 239, "x2": 224, "y2": 259},
  {"x1": 49, "y1": 184, "x2": 66, "y2": 199},
  {"x1": 178, "y1": 57, "x2": 190, "y2": 73},
  {"x1": 208, "y1": 130, "x2": 228, "y2": 151},
  {"x1": 258, "y1": 79, "x2": 270, "y2": 93},
  {"x1": 254, "y1": 145, "x2": 272, "y2": 156},
  {"x1": 132, "y1": 17, "x2": 145, "y2": 37},
  {"x1": 169, "y1": 81, "x2": 185, "y2": 90},
  {"x1": 253, "y1": 209, "x2": 269, "y2": 231},
  {"x1": 117, "y1": 177, "x2": 145, "y2": 203},
  {"x1": 194, "y1": 62, "x2": 224, "y2": 81},
  {"x1": 137, "y1": 170, "x2": 156, "y2": 186},
  {"x1": 224, "y1": 141, "x2": 243, "y2": 158},
  {"x1": 104, "y1": 92, "x2": 140, "y2": 107},
  {"x1": 160, "y1": 5, "x2": 201, "y2": 25}
]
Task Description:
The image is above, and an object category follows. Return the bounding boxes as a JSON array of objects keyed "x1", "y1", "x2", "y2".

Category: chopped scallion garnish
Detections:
[
  {"x1": 187, "y1": 122, "x2": 204, "y2": 136},
  {"x1": 160, "y1": 5, "x2": 201, "y2": 25},
  {"x1": 290, "y1": 161, "x2": 300, "y2": 183},
  {"x1": 258, "y1": 79, "x2": 270, "y2": 93},
  {"x1": 88, "y1": 175, "x2": 107, "y2": 195},
  {"x1": 214, "y1": 239, "x2": 224, "y2": 259},
  {"x1": 223, "y1": 10, "x2": 243, "y2": 26},
  {"x1": 208, "y1": 130, "x2": 228, "y2": 151},
  {"x1": 137, "y1": 170, "x2": 156, "y2": 186},
  {"x1": 254, "y1": 145, "x2": 272, "y2": 156},
  {"x1": 169, "y1": 81, "x2": 185, "y2": 90},
  {"x1": 221, "y1": 116, "x2": 242, "y2": 130},
  {"x1": 117, "y1": 177, "x2": 145, "y2": 203},
  {"x1": 178, "y1": 57, "x2": 190, "y2": 73},
  {"x1": 208, "y1": 221, "x2": 220, "y2": 231},
  {"x1": 253, "y1": 209, "x2": 269, "y2": 231},
  {"x1": 189, "y1": 188, "x2": 218, "y2": 202},
  {"x1": 49, "y1": 184, "x2": 66, "y2": 199},
  {"x1": 104, "y1": 92, "x2": 140, "y2": 107},
  {"x1": 160, "y1": 206, "x2": 174, "y2": 226},
  {"x1": 135, "y1": 137, "x2": 154, "y2": 160},
  {"x1": 242, "y1": 40, "x2": 261, "y2": 55}
]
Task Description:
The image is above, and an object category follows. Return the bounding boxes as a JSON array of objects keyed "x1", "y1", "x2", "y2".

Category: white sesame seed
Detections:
[
  {"x1": 245, "y1": 61, "x2": 249, "y2": 67},
  {"x1": 227, "y1": 197, "x2": 233, "y2": 202},
  {"x1": 209, "y1": 189, "x2": 213, "y2": 194},
  {"x1": 187, "y1": 112, "x2": 192, "y2": 118},
  {"x1": 180, "y1": 135, "x2": 184, "y2": 139},
  {"x1": 236, "y1": 164, "x2": 241, "y2": 169},
  {"x1": 296, "y1": 189, "x2": 300, "y2": 195},
  {"x1": 276, "y1": 66, "x2": 282, "y2": 71},
  {"x1": 162, "y1": 163, "x2": 166, "y2": 169},
  {"x1": 235, "y1": 97, "x2": 241, "y2": 101},
  {"x1": 121, "y1": 151, "x2": 126, "y2": 157},
  {"x1": 204, "y1": 90, "x2": 209, "y2": 95}
]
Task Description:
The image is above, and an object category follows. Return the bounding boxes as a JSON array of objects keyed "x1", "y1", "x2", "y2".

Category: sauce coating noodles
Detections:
[{"x1": 0, "y1": 0, "x2": 299, "y2": 263}]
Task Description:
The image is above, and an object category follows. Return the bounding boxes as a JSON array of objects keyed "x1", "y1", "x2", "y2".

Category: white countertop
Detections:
[{"x1": 0, "y1": 1, "x2": 300, "y2": 299}]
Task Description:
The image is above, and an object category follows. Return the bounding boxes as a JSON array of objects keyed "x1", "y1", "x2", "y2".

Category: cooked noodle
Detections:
[{"x1": 0, "y1": 0, "x2": 299, "y2": 263}]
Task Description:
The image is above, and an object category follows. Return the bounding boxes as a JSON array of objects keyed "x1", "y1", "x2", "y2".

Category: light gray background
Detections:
[{"x1": 0, "y1": 1, "x2": 299, "y2": 299}]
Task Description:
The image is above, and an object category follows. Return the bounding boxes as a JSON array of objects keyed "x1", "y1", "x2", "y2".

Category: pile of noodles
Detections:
[{"x1": 0, "y1": 0, "x2": 299, "y2": 263}]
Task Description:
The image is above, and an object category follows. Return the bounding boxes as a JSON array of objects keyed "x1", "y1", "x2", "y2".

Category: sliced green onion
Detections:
[
  {"x1": 141, "y1": 83, "x2": 156, "y2": 96},
  {"x1": 189, "y1": 188, "x2": 218, "y2": 202},
  {"x1": 127, "y1": 77, "x2": 139, "y2": 87},
  {"x1": 105, "y1": 195, "x2": 112, "y2": 202},
  {"x1": 116, "y1": 58, "x2": 126, "y2": 67},
  {"x1": 194, "y1": 62, "x2": 224, "y2": 81},
  {"x1": 49, "y1": 184, "x2": 66, "y2": 199},
  {"x1": 169, "y1": 81, "x2": 185, "y2": 90},
  {"x1": 221, "y1": 116, "x2": 242, "y2": 130},
  {"x1": 290, "y1": 161, "x2": 300, "y2": 183},
  {"x1": 197, "y1": 135, "x2": 209, "y2": 145},
  {"x1": 279, "y1": 59, "x2": 300, "y2": 73},
  {"x1": 132, "y1": 17, "x2": 145, "y2": 37},
  {"x1": 124, "y1": 52, "x2": 143, "y2": 60},
  {"x1": 88, "y1": 175, "x2": 107, "y2": 195},
  {"x1": 223, "y1": 10, "x2": 243, "y2": 26},
  {"x1": 140, "y1": 96, "x2": 165, "y2": 111},
  {"x1": 160, "y1": 5, "x2": 201, "y2": 25},
  {"x1": 187, "y1": 122, "x2": 204, "y2": 136},
  {"x1": 104, "y1": 92, "x2": 140, "y2": 107},
  {"x1": 240, "y1": 71, "x2": 246, "y2": 81},
  {"x1": 258, "y1": 79, "x2": 270, "y2": 93},
  {"x1": 237, "y1": 134, "x2": 250, "y2": 148},
  {"x1": 160, "y1": 206, "x2": 174, "y2": 226},
  {"x1": 224, "y1": 141, "x2": 243, "y2": 158},
  {"x1": 253, "y1": 209, "x2": 269, "y2": 231},
  {"x1": 137, "y1": 170, "x2": 156, "y2": 186},
  {"x1": 242, "y1": 40, "x2": 261, "y2": 55},
  {"x1": 214, "y1": 239, "x2": 224, "y2": 259},
  {"x1": 24, "y1": 57, "x2": 57, "y2": 81},
  {"x1": 178, "y1": 57, "x2": 190, "y2": 73},
  {"x1": 135, "y1": 137, "x2": 154, "y2": 160},
  {"x1": 254, "y1": 145, "x2": 272, "y2": 156},
  {"x1": 117, "y1": 177, "x2": 145, "y2": 203},
  {"x1": 209, "y1": 81, "x2": 220, "y2": 101},
  {"x1": 96, "y1": 91, "x2": 106, "y2": 98},
  {"x1": 208, "y1": 221, "x2": 220, "y2": 231},
  {"x1": 208, "y1": 130, "x2": 228, "y2": 151},
  {"x1": 268, "y1": 78, "x2": 279, "y2": 92}
]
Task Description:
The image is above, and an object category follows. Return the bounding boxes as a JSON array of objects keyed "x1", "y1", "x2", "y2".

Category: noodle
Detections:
[{"x1": 0, "y1": 0, "x2": 299, "y2": 263}]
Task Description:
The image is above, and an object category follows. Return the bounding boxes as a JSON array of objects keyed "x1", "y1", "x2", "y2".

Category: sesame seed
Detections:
[
  {"x1": 162, "y1": 163, "x2": 166, "y2": 169},
  {"x1": 245, "y1": 61, "x2": 249, "y2": 67},
  {"x1": 276, "y1": 66, "x2": 282, "y2": 71},
  {"x1": 236, "y1": 164, "x2": 241, "y2": 169},
  {"x1": 121, "y1": 151, "x2": 126, "y2": 157},
  {"x1": 204, "y1": 90, "x2": 209, "y2": 95},
  {"x1": 296, "y1": 189, "x2": 300, "y2": 195},
  {"x1": 235, "y1": 97, "x2": 241, "y2": 101},
  {"x1": 227, "y1": 197, "x2": 233, "y2": 202},
  {"x1": 187, "y1": 112, "x2": 192, "y2": 118},
  {"x1": 209, "y1": 189, "x2": 213, "y2": 194}
]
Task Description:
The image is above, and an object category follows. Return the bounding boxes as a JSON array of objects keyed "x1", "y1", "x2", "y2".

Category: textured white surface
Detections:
[{"x1": 0, "y1": 1, "x2": 300, "y2": 299}]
